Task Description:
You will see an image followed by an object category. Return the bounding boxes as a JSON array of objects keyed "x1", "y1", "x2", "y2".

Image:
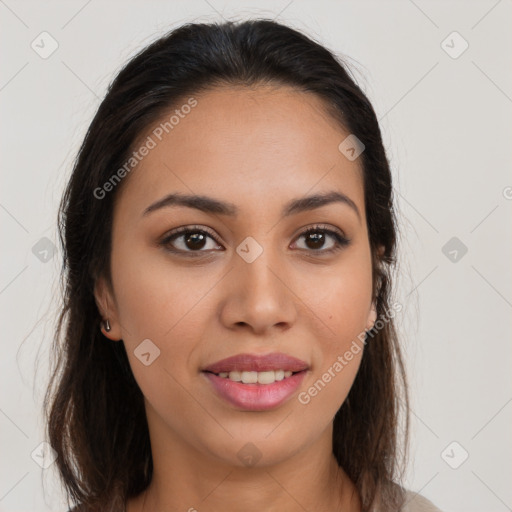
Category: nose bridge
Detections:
[
  {"x1": 224, "y1": 235, "x2": 296, "y2": 332},
  {"x1": 236, "y1": 237, "x2": 284, "y2": 301}
]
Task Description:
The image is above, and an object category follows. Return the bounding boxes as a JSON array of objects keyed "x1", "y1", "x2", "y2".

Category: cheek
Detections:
[
  {"x1": 287, "y1": 338, "x2": 363, "y2": 455},
  {"x1": 298, "y1": 271, "x2": 368, "y2": 422},
  {"x1": 111, "y1": 243, "x2": 217, "y2": 339},
  {"x1": 110, "y1": 247, "x2": 222, "y2": 392},
  {"x1": 299, "y1": 252, "x2": 371, "y2": 411},
  {"x1": 313, "y1": 253, "x2": 373, "y2": 341}
]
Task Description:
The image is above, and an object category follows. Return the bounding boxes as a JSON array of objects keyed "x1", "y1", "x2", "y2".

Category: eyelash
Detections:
[{"x1": 159, "y1": 224, "x2": 351, "y2": 257}]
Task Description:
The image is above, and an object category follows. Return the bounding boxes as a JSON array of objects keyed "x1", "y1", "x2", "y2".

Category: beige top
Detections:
[
  {"x1": 402, "y1": 490, "x2": 443, "y2": 511},
  {"x1": 68, "y1": 489, "x2": 443, "y2": 511}
]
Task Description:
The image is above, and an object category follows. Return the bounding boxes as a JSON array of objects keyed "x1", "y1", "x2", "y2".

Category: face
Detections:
[{"x1": 95, "y1": 85, "x2": 377, "y2": 468}]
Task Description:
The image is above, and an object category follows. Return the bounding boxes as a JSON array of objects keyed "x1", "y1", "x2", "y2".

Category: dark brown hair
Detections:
[{"x1": 45, "y1": 18, "x2": 409, "y2": 512}]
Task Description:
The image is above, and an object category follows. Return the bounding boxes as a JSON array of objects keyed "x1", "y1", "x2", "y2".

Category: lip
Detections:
[
  {"x1": 203, "y1": 370, "x2": 308, "y2": 411},
  {"x1": 201, "y1": 352, "x2": 309, "y2": 411},
  {"x1": 202, "y1": 352, "x2": 309, "y2": 373}
]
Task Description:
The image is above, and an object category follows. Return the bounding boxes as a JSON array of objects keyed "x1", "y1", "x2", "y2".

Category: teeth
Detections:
[
  {"x1": 241, "y1": 371, "x2": 258, "y2": 384},
  {"x1": 216, "y1": 369, "x2": 296, "y2": 384},
  {"x1": 257, "y1": 371, "x2": 275, "y2": 384},
  {"x1": 229, "y1": 371, "x2": 242, "y2": 381}
]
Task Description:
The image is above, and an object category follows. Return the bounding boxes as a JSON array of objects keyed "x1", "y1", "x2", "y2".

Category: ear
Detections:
[
  {"x1": 367, "y1": 243, "x2": 385, "y2": 330},
  {"x1": 94, "y1": 275, "x2": 122, "y2": 341},
  {"x1": 366, "y1": 300, "x2": 377, "y2": 331}
]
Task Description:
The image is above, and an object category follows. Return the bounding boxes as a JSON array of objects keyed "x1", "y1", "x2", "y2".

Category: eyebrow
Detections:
[{"x1": 142, "y1": 190, "x2": 361, "y2": 221}]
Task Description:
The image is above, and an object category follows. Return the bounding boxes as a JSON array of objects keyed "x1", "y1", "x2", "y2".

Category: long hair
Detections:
[{"x1": 44, "y1": 18, "x2": 409, "y2": 512}]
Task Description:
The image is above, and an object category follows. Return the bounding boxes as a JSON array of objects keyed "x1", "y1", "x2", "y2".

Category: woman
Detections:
[{"x1": 45, "y1": 18, "x2": 443, "y2": 512}]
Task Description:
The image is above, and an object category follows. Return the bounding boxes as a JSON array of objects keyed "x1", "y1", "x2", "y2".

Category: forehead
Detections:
[{"x1": 116, "y1": 85, "x2": 365, "y2": 222}]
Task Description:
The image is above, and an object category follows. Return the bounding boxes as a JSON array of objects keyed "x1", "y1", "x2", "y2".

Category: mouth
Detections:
[
  {"x1": 201, "y1": 368, "x2": 308, "y2": 411},
  {"x1": 201, "y1": 352, "x2": 309, "y2": 411}
]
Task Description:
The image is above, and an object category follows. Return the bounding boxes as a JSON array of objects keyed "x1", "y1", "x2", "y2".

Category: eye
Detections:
[
  {"x1": 292, "y1": 224, "x2": 351, "y2": 254},
  {"x1": 160, "y1": 225, "x2": 223, "y2": 255},
  {"x1": 159, "y1": 223, "x2": 351, "y2": 257}
]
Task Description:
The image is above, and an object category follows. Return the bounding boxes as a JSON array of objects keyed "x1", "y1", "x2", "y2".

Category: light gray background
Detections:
[{"x1": 1, "y1": 1, "x2": 511, "y2": 511}]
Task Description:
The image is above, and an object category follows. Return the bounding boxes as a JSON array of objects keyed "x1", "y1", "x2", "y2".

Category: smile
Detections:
[{"x1": 202, "y1": 369, "x2": 307, "y2": 411}]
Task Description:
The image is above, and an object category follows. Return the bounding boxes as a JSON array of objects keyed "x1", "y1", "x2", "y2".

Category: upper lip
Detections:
[{"x1": 202, "y1": 352, "x2": 309, "y2": 374}]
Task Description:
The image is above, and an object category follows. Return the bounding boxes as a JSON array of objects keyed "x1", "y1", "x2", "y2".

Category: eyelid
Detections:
[
  {"x1": 290, "y1": 223, "x2": 350, "y2": 252},
  {"x1": 160, "y1": 224, "x2": 224, "y2": 247},
  {"x1": 291, "y1": 223, "x2": 347, "y2": 241}
]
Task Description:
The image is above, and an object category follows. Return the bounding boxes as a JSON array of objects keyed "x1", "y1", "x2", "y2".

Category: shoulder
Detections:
[{"x1": 400, "y1": 490, "x2": 443, "y2": 512}]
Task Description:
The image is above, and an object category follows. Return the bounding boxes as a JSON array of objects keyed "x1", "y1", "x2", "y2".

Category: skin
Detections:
[{"x1": 95, "y1": 84, "x2": 378, "y2": 512}]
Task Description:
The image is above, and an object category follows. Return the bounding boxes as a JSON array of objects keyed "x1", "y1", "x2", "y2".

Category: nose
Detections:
[{"x1": 219, "y1": 247, "x2": 298, "y2": 336}]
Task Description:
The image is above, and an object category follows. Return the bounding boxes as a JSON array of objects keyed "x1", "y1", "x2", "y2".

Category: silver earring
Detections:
[{"x1": 103, "y1": 319, "x2": 111, "y2": 332}]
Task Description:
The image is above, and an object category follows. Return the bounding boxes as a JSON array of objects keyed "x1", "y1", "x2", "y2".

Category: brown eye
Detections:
[
  {"x1": 293, "y1": 225, "x2": 350, "y2": 254},
  {"x1": 160, "y1": 226, "x2": 223, "y2": 254},
  {"x1": 181, "y1": 232, "x2": 208, "y2": 250}
]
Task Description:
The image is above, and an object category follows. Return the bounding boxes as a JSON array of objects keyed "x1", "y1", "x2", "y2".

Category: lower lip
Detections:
[{"x1": 202, "y1": 371, "x2": 307, "y2": 411}]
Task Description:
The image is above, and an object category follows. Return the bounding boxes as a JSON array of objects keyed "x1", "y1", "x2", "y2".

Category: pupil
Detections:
[
  {"x1": 186, "y1": 232, "x2": 206, "y2": 250},
  {"x1": 307, "y1": 232, "x2": 324, "y2": 249}
]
